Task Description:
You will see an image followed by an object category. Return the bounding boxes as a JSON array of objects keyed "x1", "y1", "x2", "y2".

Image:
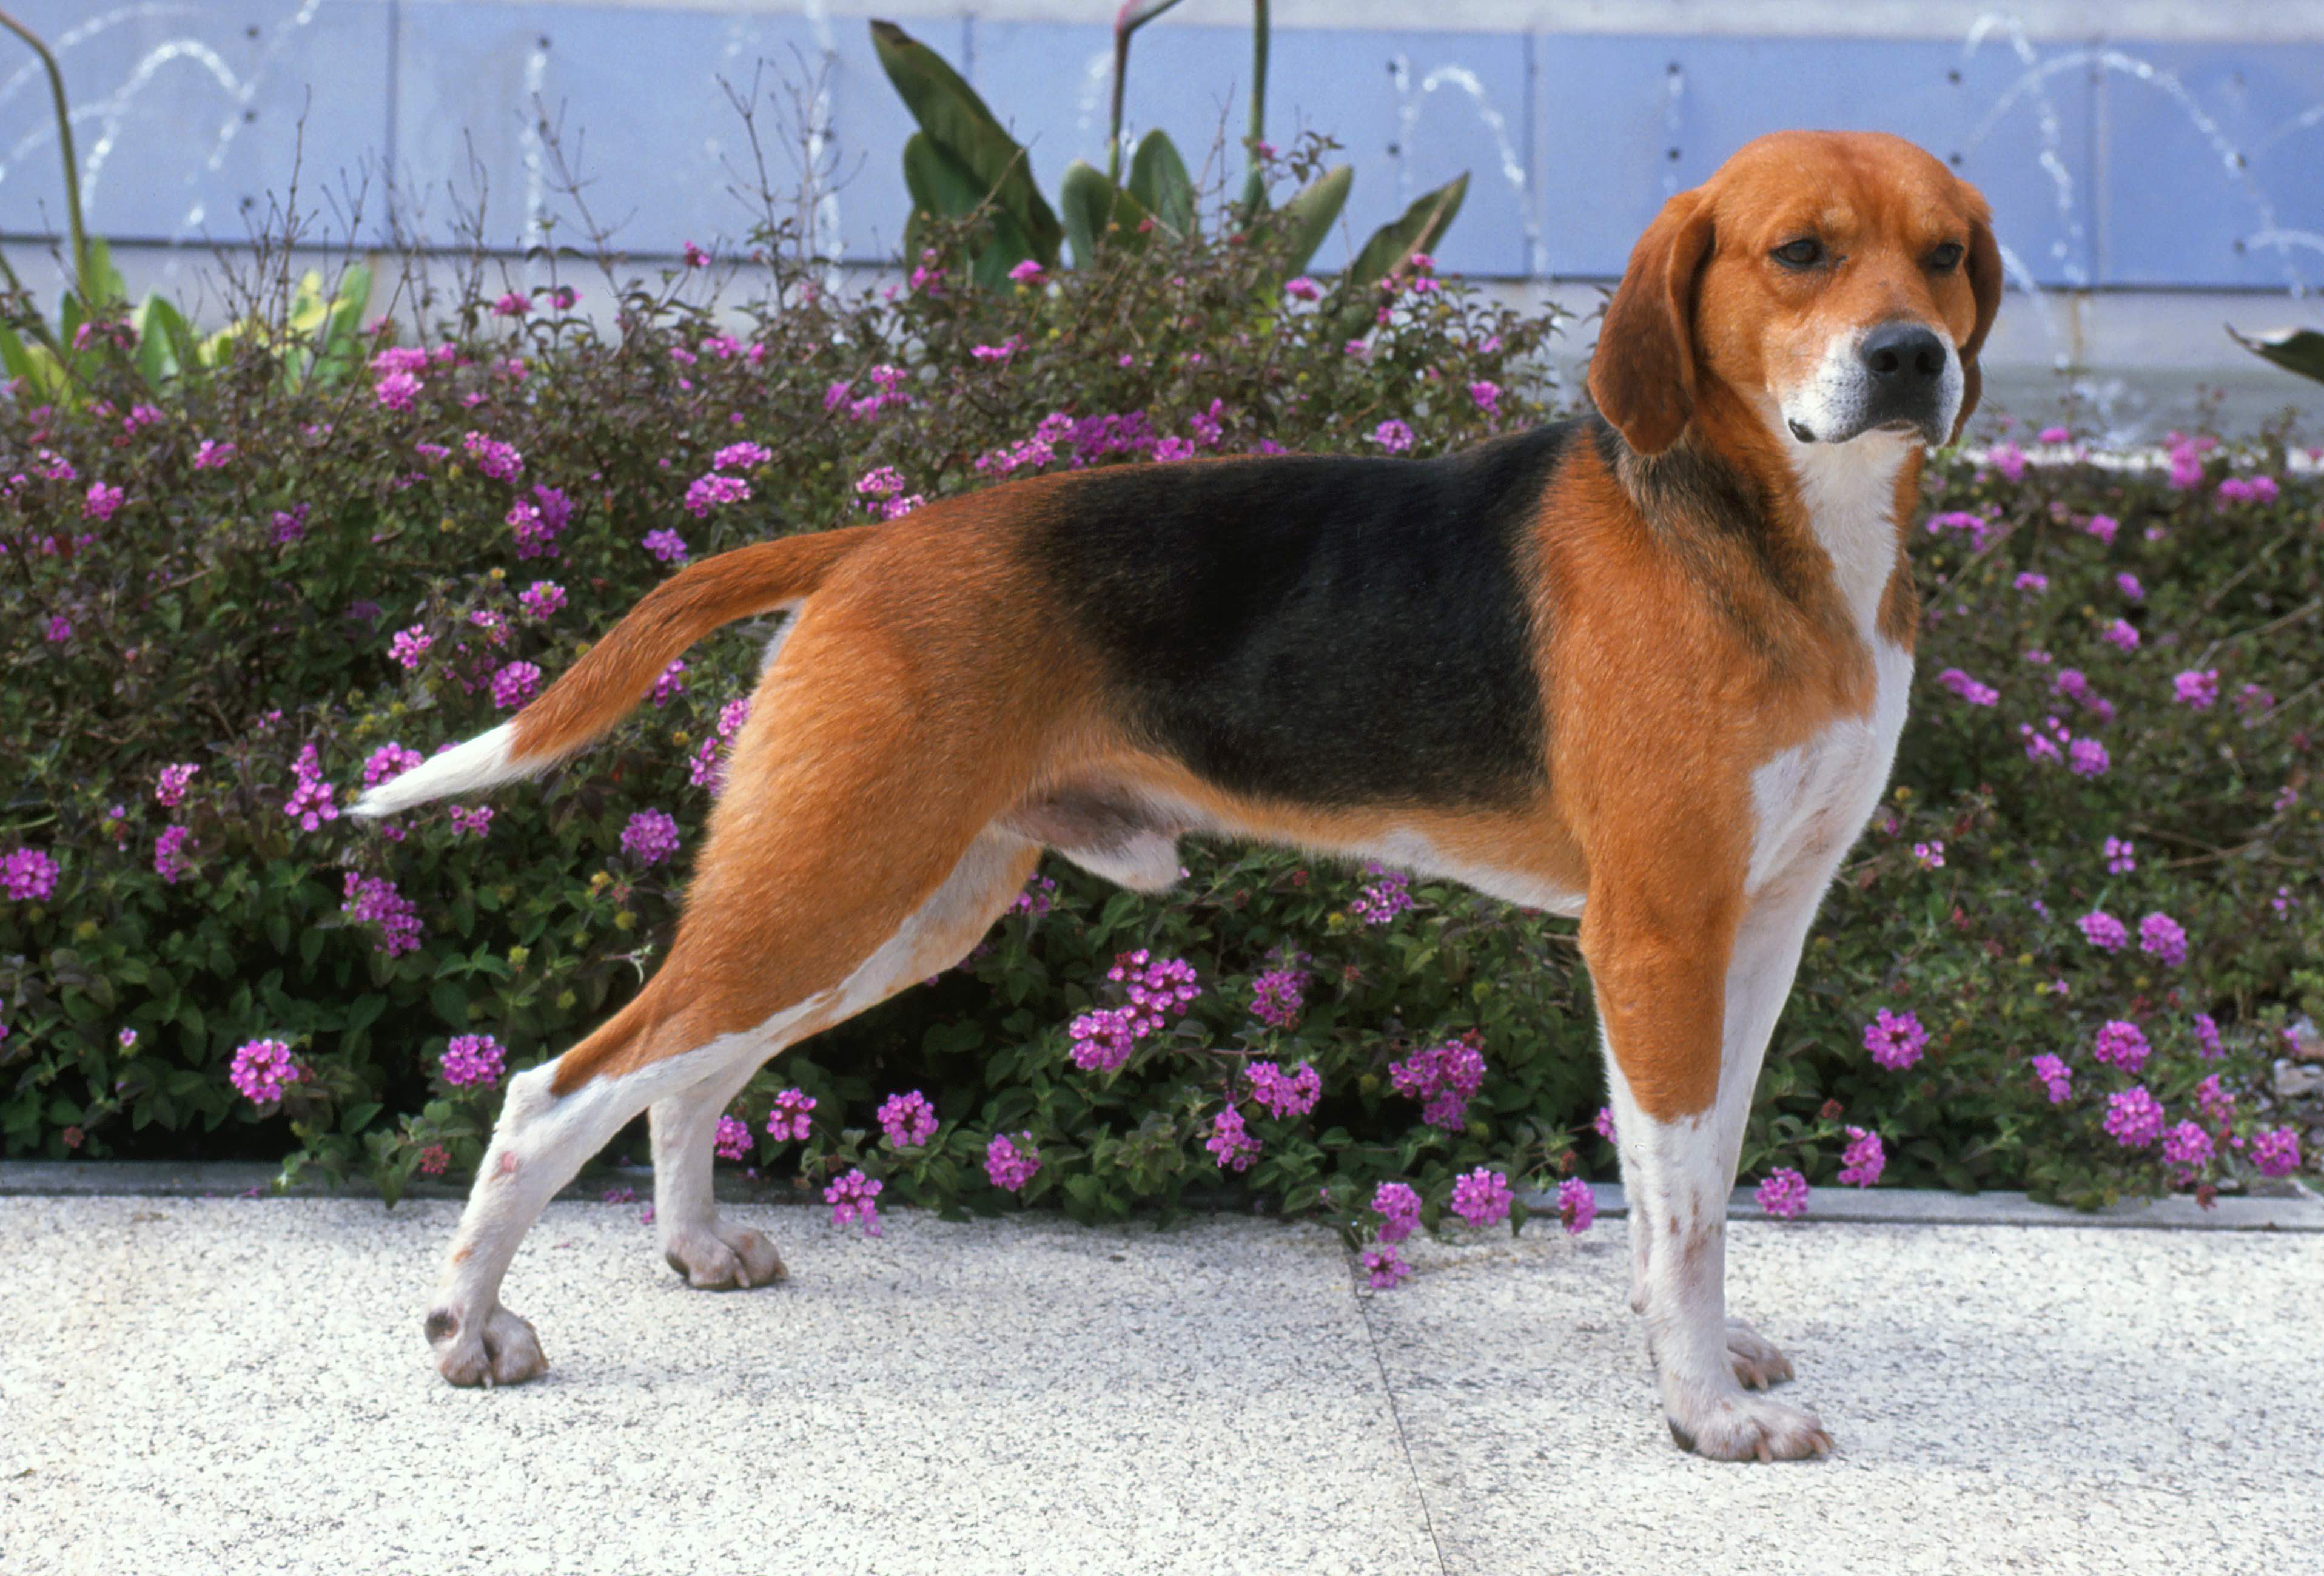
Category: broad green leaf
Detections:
[
  {"x1": 1126, "y1": 129, "x2": 1193, "y2": 238},
  {"x1": 1336, "y1": 170, "x2": 1469, "y2": 333},
  {"x1": 870, "y1": 19, "x2": 1061, "y2": 266},
  {"x1": 0, "y1": 320, "x2": 36, "y2": 387},
  {"x1": 131, "y1": 292, "x2": 178, "y2": 386},
  {"x1": 81, "y1": 236, "x2": 129, "y2": 314},
  {"x1": 902, "y1": 129, "x2": 988, "y2": 222},
  {"x1": 1275, "y1": 164, "x2": 1352, "y2": 278},
  {"x1": 903, "y1": 130, "x2": 1039, "y2": 286},
  {"x1": 2229, "y1": 324, "x2": 2324, "y2": 385},
  {"x1": 1058, "y1": 160, "x2": 1151, "y2": 269}
]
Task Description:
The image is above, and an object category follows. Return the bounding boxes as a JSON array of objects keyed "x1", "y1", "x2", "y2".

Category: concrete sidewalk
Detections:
[{"x1": 3, "y1": 1196, "x2": 2319, "y2": 1575}]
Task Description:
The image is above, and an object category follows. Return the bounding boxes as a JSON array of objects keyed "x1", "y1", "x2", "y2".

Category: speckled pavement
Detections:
[{"x1": 2, "y1": 1196, "x2": 2318, "y2": 1575}]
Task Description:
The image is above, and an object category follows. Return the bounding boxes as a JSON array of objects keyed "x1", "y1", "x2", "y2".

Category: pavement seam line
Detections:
[{"x1": 1349, "y1": 1250, "x2": 1454, "y2": 1576}]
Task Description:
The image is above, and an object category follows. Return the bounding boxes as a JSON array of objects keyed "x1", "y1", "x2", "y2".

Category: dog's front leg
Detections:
[{"x1": 1585, "y1": 891, "x2": 1833, "y2": 1463}]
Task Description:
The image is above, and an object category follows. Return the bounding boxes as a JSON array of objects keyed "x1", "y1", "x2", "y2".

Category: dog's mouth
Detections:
[{"x1": 1784, "y1": 413, "x2": 1944, "y2": 447}]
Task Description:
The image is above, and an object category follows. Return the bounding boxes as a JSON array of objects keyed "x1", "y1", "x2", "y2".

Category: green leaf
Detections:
[
  {"x1": 2229, "y1": 324, "x2": 2324, "y2": 385},
  {"x1": 902, "y1": 130, "x2": 1039, "y2": 288},
  {"x1": 871, "y1": 20, "x2": 1061, "y2": 267},
  {"x1": 1058, "y1": 160, "x2": 1151, "y2": 269},
  {"x1": 902, "y1": 130, "x2": 987, "y2": 223},
  {"x1": 1335, "y1": 171, "x2": 1469, "y2": 333},
  {"x1": 0, "y1": 320, "x2": 36, "y2": 386},
  {"x1": 1126, "y1": 130, "x2": 1193, "y2": 238},
  {"x1": 1276, "y1": 164, "x2": 1352, "y2": 278},
  {"x1": 81, "y1": 236, "x2": 129, "y2": 314}
]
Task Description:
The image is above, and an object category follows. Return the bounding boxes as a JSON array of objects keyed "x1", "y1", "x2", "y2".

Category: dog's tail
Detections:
[{"x1": 350, "y1": 527, "x2": 872, "y2": 819}]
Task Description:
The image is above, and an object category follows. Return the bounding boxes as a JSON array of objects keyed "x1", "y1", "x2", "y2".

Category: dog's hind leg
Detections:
[
  {"x1": 646, "y1": 827, "x2": 1039, "y2": 1291},
  {"x1": 422, "y1": 578, "x2": 1056, "y2": 1386}
]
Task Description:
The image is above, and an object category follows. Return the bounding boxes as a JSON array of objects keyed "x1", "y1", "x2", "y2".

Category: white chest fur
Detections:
[{"x1": 1747, "y1": 434, "x2": 1916, "y2": 895}]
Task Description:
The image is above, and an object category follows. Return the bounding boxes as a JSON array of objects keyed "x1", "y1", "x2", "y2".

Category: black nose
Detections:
[{"x1": 1859, "y1": 322, "x2": 1946, "y2": 384}]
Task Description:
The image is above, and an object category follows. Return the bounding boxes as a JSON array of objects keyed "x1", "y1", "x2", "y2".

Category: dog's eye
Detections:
[
  {"x1": 1772, "y1": 238, "x2": 1823, "y2": 269},
  {"x1": 1929, "y1": 242, "x2": 1965, "y2": 272}
]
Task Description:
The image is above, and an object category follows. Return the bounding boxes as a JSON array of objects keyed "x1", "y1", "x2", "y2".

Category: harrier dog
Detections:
[{"x1": 357, "y1": 129, "x2": 2000, "y2": 1461}]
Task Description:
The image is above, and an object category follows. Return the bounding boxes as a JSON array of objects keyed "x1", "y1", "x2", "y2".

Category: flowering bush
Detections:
[{"x1": 0, "y1": 150, "x2": 2316, "y2": 1254}]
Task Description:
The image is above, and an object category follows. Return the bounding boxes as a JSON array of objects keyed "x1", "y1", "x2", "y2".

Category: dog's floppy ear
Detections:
[
  {"x1": 1950, "y1": 186, "x2": 2004, "y2": 444},
  {"x1": 1588, "y1": 190, "x2": 1715, "y2": 457}
]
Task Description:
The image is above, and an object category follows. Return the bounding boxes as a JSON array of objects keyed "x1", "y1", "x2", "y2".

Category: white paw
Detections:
[
  {"x1": 1665, "y1": 1388, "x2": 1832, "y2": 1462},
  {"x1": 1725, "y1": 1317, "x2": 1795, "y2": 1390},
  {"x1": 426, "y1": 1304, "x2": 548, "y2": 1388},
  {"x1": 662, "y1": 1219, "x2": 787, "y2": 1291}
]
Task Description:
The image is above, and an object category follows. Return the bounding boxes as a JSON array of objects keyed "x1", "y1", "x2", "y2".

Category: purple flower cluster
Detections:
[
  {"x1": 1936, "y1": 667, "x2": 1999, "y2": 706},
  {"x1": 1249, "y1": 968, "x2": 1306, "y2": 1029},
  {"x1": 1862, "y1": 1008, "x2": 1928, "y2": 1071},
  {"x1": 507, "y1": 486, "x2": 572, "y2": 559},
  {"x1": 155, "y1": 761, "x2": 200, "y2": 807},
  {"x1": 152, "y1": 825, "x2": 194, "y2": 884},
  {"x1": 1448, "y1": 1167, "x2": 1513, "y2": 1228},
  {"x1": 2102, "y1": 835, "x2": 2135, "y2": 874},
  {"x1": 2078, "y1": 909, "x2": 2129, "y2": 952},
  {"x1": 342, "y1": 872, "x2": 424, "y2": 956},
  {"x1": 764, "y1": 1087, "x2": 816, "y2": 1142},
  {"x1": 2160, "y1": 1120, "x2": 2214, "y2": 1171},
  {"x1": 877, "y1": 1088, "x2": 939, "y2": 1150},
  {"x1": 652, "y1": 659, "x2": 687, "y2": 707},
  {"x1": 389, "y1": 624, "x2": 432, "y2": 670},
  {"x1": 229, "y1": 1037, "x2": 302, "y2": 1104},
  {"x1": 280, "y1": 744, "x2": 338, "y2": 832},
  {"x1": 491, "y1": 661, "x2": 540, "y2": 710},
  {"x1": 621, "y1": 808, "x2": 681, "y2": 866},
  {"x1": 1109, "y1": 949, "x2": 1201, "y2": 1027},
  {"x1": 1374, "y1": 1181, "x2": 1422, "y2": 1244},
  {"x1": 4, "y1": 846, "x2": 61, "y2": 901},
  {"x1": 985, "y1": 1131, "x2": 1041, "y2": 1191},
  {"x1": 1756, "y1": 1168, "x2": 1811, "y2": 1219},
  {"x1": 2031, "y1": 1053, "x2": 2074, "y2": 1103},
  {"x1": 2192, "y1": 1014, "x2": 2223, "y2": 1059},
  {"x1": 1389, "y1": 1034, "x2": 1488, "y2": 1129},
  {"x1": 1067, "y1": 1006, "x2": 1141, "y2": 1073},
  {"x1": 2195, "y1": 1073, "x2": 2235, "y2": 1126},
  {"x1": 1838, "y1": 1126, "x2": 1887, "y2": 1187},
  {"x1": 1349, "y1": 863, "x2": 1414, "y2": 925},
  {"x1": 2103, "y1": 1086, "x2": 2165, "y2": 1147},
  {"x1": 519, "y1": 579, "x2": 566, "y2": 619},
  {"x1": 2091, "y1": 1020, "x2": 2151, "y2": 1074},
  {"x1": 2173, "y1": 668, "x2": 2219, "y2": 709},
  {"x1": 824, "y1": 1168, "x2": 883, "y2": 1236},
  {"x1": 1206, "y1": 1105, "x2": 1260, "y2": 1171},
  {"x1": 1557, "y1": 1177, "x2": 1597, "y2": 1234},
  {"x1": 1248, "y1": 1060, "x2": 1321, "y2": 1120},
  {"x1": 1363, "y1": 1247, "x2": 1412, "y2": 1289},
  {"x1": 460, "y1": 430, "x2": 525, "y2": 482},
  {"x1": 642, "y1": 527, "x2": 692, "y2": 564},
  {"x1": 447, "y1": 804, "x2": 493, "y2": 838},
  {"x1": 2251, "y1": 1128, "x2": 2302, "y2": 1178},
  {"x1": 363, "y1": 743, "x2": 422, "y2": 786},
  {"x1": 713, "y1": 1114, "x2": 753, "y2": 1161},
  {"x1": 440, "y1": 1034, "x2": 506, "y2": 1088},
  {"x1": 2138, "y1": 912, "x2": 2188, "y2": 966}
]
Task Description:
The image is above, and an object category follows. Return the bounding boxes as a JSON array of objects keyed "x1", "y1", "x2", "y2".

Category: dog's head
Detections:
[{"x1": 1587, "y1": 130, "x2": 2002, "y2": 456}]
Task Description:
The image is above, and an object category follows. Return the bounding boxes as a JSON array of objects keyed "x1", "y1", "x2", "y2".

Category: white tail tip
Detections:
[{"x1": 349, "y1": 724, "x2": 522, "y2": 818}]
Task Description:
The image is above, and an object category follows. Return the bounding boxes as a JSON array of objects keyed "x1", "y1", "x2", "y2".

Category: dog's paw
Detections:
[
  {"x1": 662, "y1": 1219, "x2": 787, "y2": 1291},
  {"x1": 1725, "y1": 1318, "x2": 1795, "y2": 1390},
  {"x1": 1664, "y1": 1390, "x2": 1831, "y2": 1463},
  {"x1": 426, "y1": 1304, "x2": 549, "y2": 1388}
]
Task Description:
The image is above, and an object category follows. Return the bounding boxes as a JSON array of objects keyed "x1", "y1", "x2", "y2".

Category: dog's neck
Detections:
[
  {"x1": 1773, "y1": 423, "x2": 1915, "y2": 647},
  {"x1": 1654, "y1": 381, "x2": 1921, "y2": 652}
]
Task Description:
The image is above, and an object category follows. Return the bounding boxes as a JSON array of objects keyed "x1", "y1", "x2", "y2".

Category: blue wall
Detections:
[{"x1": 2, "y1": 2, "x2": 2319, "y2": 291}]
